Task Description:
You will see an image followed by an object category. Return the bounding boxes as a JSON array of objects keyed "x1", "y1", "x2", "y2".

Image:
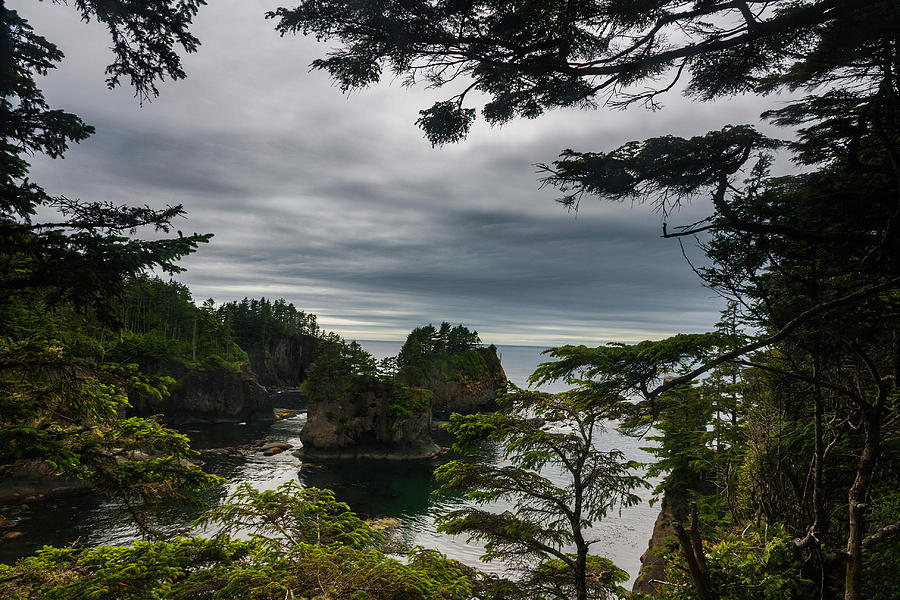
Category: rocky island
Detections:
[{"x1": 298, "y1": 324, "x2": 506, "y2": 460}]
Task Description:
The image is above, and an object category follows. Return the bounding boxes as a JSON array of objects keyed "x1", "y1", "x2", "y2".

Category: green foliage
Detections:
[
  {"x1": 269, "y1": 0, "x2": 897, "y2": 144},
  {"x1": 395, "y1": 324, "x2": 499, "y2": 407},
  {"x1": 301, "y1": 334, "x2": 379, "y2": 404},
  {"x1": 529, "y1": 333, "x2": 723, "y2": 394},
  {"x1": 657, "y1": 527, "x2": 814, "y2": 600},
  {"x1": 388, "y1": 386, "x2": 433, "y2": 419},
  {"x1": 641, "y1": 384, "x2": 715, "y2": 501},
  {"x1": 859, "y1": 473, "x2": 900, "y2": 600},
  {"x1": 104, "y1": 276, "x2": 249, "y2": 371},
  {"x1": 529, "y1": 555, "x2": 628, "y2": 600},
  {"x1": 0, "y1": 483, "x2": 477, "y2": 600},
  {"x1": 108, "y1": 331, "x2": 183, "y2": 365},
  {"x1": 0, "y1": 337, "x2": 221, "y2": 533},
  {"x1": 435, "y1": 386, "x2": 644, "y2": 600},
  {"x1": 542, "y1": 126, "x2": 782, "y2": 212},
  {"x1": 396, "y1": 322, "x2": 481, "y2": 370},
  {"x1": 218, "y1": 296, "x2": 319, "y2": 351},
  {"x1": 197, "y1": 481, "x2": 385, "y2": 551},
  {"x1": 1, "y1": 2, "x2": 210, "y2": 319}
]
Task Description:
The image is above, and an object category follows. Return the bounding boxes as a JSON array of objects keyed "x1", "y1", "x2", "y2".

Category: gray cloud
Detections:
[{"x1": 14, "y1": 0, "x2": 784, "y2": 345}]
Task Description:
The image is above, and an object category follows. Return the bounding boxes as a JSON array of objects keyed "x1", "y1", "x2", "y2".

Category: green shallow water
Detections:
[{"x1": 0, "y1": 343, "x2": 659, "y2": 587}]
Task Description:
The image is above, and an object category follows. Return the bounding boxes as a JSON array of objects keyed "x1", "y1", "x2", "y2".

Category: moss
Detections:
[
  {"x1": 388, "y1": 385, "x2": 433, "y2": 418},
  {"x1": 195, "y1": 354, "x2": 241, "y2": 374}
]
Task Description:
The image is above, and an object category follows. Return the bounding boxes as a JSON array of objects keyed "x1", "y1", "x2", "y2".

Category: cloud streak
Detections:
[{"x1": 15, "y1": 0, "x2": 782, "y2": 345}]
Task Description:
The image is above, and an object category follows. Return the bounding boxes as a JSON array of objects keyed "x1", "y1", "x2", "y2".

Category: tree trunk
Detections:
[
  {"x1": 575, "y1": 546, "x2": 587, "y2": 600},
  {"x1": 844, "y1": 410, "x2": 881, "y2": 600},
  {"x1": 675, "y1": 503, "x2": 714, "y2": 600},
  {"x1": 192, "y1": 315, "x2": 198, "y2": 362},
  {"x1": 812, "y1": 354, "x2": 827, "y2": 542}
]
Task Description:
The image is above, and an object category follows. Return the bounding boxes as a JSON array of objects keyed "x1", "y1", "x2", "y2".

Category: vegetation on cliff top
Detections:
[
  {"x1": 302, "y1": 323, "x2": 501, "y2": 417},
  {"x1": 396, "y1": 323, "x2": 503, "y2": 390}
]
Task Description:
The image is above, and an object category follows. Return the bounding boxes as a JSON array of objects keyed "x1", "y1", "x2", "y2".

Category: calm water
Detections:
[{"x1": 0, "y1": 343, "x2": 658, "y2": 586}]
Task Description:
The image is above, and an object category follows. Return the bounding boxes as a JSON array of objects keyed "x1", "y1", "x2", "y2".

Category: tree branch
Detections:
[{"x1": 652, "y1": 276, "x2": 900, "y2": 399}]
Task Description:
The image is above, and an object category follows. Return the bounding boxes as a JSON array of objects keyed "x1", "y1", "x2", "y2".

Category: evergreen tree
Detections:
[
  {"x1": 1, "y1": 2, "x2": 211, "y2": 317},
  {"x1": 436, "y1": 386, "x2": 643, "y2": 600},
  {"x1": 0, "y1": 1, "x2": 220, "y2": 530}
]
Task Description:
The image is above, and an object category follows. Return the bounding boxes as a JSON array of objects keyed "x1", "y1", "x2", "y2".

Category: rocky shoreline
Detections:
[{"x1": 291, "y1": 444, "x2": 446, "y2": 461}]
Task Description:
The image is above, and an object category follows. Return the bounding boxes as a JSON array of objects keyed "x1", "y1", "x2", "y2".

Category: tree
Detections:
[
  {"x1": 435, "y1": 386, "x2": 644, "y2": 600},
  {"x1": 301, "y1": 333, "x2": 379, "y2": 404},
  {"x1": 1, "y1": 1, "x2": 211, "y2": 316},
  {"x1": 0, "y1": 1, "x2": 225, "y2": 530},
  {"x1": 397, "y1": 322, "x2": 481, "y2": 369},
  {"x1": 271, "y1": 3, "x2": 900, "y2": 597},
  {"x1": 268, "y1": 1, "x2": 896, "y2": 146}
]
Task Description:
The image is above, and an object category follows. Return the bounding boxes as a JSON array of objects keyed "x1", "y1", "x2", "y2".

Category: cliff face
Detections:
[
  {"x1": 632, "y1": 494, "x2": 680, "y2": 594},
  {"x1": 131, "y1": 363, "x2": 275, "y2": 425},
  {"x1": 633, "y1": 473, "x2": 714, "y2": 594},
  {"x1": 299, "y1": 383, "x2": 439, "y2": 460},
  {"x1": 413, "y1": 346, "x2": 507, "y2": 419},
  {"x1": 246, "y1": 333, "x2": 317, "y2": 388}
]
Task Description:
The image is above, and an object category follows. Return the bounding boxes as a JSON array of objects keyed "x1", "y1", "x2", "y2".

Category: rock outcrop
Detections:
[
  {"x1": 0, "y1": 461, "x2": 92, "y2": 505},
  {"x1": 633, "y1": 473, "x2": 714, "y2": 594},
  {"x1": 410, "y1": 346, "x2": 507, "y2": 419},
  {"x1": 632, "y1": 495, "x2": 680, "y2": 595},
  {"x1": 299, "y1": 383, "x2": 439, "y2": 460},
  {"x1": 246, "y1": 333, "x2": 317, "y2": 388},
  {"x1": 131, "y1": 363, "x2": 275, "y2": 425}
]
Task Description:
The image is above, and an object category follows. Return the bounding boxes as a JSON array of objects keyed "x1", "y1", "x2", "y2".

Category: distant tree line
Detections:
[
  {"x1": 397, "y1": 322, "x2": 481, "y2": 369},
  {"x1": 219, "y1": 296, "x2": 319, "y2": 351}
]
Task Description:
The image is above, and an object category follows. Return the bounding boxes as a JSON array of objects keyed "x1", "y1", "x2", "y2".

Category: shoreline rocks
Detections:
[
  {"x1": 0, "y1": 461, "x2": 92, "y2": 507},
  {"x1": 259, "y1": 441, "x2": 293, "y2": 456}
]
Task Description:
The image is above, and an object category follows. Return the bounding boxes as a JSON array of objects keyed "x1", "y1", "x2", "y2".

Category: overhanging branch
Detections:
[{"x1": 651, "y1": 276, "x2": 900, "y2": 399}]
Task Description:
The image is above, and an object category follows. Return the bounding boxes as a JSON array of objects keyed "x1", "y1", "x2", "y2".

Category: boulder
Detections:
[{"x1": 0, "y1": 460, "x2": 92, "y2": 505}]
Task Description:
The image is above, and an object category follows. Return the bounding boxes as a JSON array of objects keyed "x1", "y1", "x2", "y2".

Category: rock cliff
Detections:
[
  {"x1": 130, "y1": 363, "x2": 275, "y2": 425},
  {"x1": 632, "y1": 494, "x2": 680, "y2": 595},
  {"x1": 298, "y1": 334, "x2": 506, "y2": 460},
  {"x1": 299, "y1": 383, "x2": 439, "y2": 460},
  {"x1": 246, "y1": 333, "x2": 317, "y2": 388},
  {"x1": 406, "y1": 346, "x2": 507, "y2": 419},
  {"x1": 0, "y1": 460, "x2": 92, "y2": 505}
]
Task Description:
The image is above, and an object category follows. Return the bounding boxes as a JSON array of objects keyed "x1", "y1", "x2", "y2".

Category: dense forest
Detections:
[{"x1": 2, "y1": 1, "x2": 900, "y2": 599}]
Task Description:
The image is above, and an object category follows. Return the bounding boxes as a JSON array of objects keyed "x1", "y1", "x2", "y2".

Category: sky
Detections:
[{"x1": 15, "y1": 1, "x2": 793, "y2": 346}]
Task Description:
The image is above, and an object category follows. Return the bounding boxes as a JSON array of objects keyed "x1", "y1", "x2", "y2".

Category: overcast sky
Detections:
[{"x1": 15, "y1": 1, "x2": 792, "y2": 346}]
